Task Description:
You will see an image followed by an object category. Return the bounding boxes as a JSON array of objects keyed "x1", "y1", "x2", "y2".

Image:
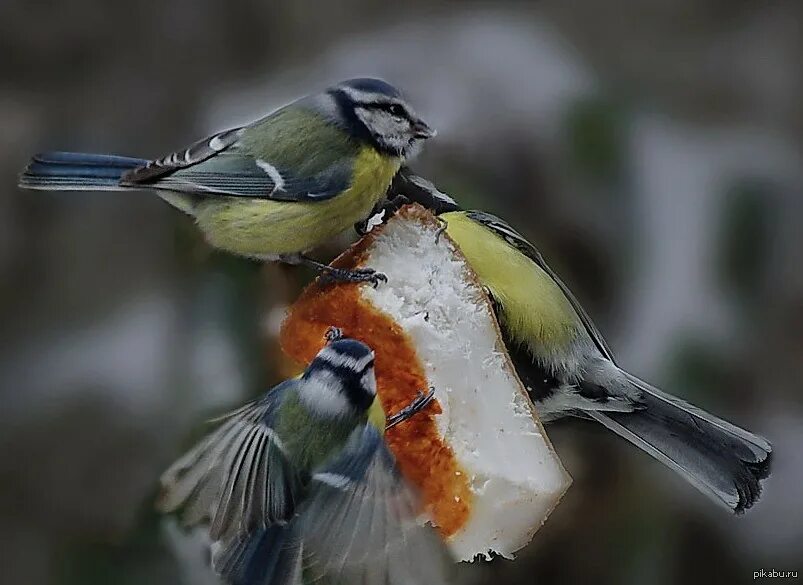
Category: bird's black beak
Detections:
[{"x1": 412, "y1": 118, "x2": 436, "y2": 139}]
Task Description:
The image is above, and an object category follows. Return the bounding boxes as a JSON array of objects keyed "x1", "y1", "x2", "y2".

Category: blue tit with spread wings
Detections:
[{"x1": 158, "y1": 334, "x2": 450, "y2": 585}]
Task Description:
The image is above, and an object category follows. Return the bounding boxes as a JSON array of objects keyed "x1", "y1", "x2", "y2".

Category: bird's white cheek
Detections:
[
  {"x1": 360, "y1": 371, "x2": 377, "y2": 396},
  {"x1": 299, "y1": 370, "x2": 351, "y2": 418}
]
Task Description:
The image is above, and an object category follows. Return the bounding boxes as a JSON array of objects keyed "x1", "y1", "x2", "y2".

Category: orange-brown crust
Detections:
[{"x1": 280, "y1": 206, "x2": 472, "y2": 538}]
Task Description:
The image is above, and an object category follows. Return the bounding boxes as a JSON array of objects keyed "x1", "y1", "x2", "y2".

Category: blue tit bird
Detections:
[
  {"x1": 389, "y1": 171, "x2": 772, "y2": 514},
  {"x1": 158, "y1": 334, "x2": 449, "y2": 585},
  {"x1": 18, "y1": 78, "x2": 435, "y2": 284}
]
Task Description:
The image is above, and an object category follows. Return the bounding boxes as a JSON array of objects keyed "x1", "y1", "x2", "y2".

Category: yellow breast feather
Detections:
[
  {"x1": 442, "y1": 212, "x2": 580, "y2": 352},
  {"x1": 195, "y1": 147, "x2": 400, "y2": 259}
]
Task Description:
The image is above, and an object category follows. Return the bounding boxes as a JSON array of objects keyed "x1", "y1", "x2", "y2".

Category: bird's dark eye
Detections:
[{"x1": 388, "y1": 104, "x2": 404, "y2": 117}]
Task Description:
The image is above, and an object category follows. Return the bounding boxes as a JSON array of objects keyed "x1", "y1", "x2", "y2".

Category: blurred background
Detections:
[{"x1": 1, "y1": 1, "x2": 801, "y2": 584}]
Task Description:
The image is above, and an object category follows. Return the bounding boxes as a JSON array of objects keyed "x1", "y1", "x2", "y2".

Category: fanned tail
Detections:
[
  {"x1": 590, "y1": 372, "x2": 772, "y2": 513},
  {"x1": 18, "y1": 152, "x2": 147, "y2": 191}
]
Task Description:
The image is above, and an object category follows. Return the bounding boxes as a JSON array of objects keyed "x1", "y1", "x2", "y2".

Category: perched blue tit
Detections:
[
  {"x1": 158, "y1": 335, "x2": 449, "y2": 585},
  {"x1": 390, "y1": 171, "x2": 772, "y2": 514},
  {"x1": 18, "y1": 79, "x2": 435, "y2": 284}
]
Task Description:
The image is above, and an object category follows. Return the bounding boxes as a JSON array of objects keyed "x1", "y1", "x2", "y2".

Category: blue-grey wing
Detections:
[
  {"x1": 214, "y1": 524, "x2": 304, "y2": 585},
  {"x1": 121, "y1": 126, "x2": 245, "y2": 184},
  {"x1": 122, "y1": 127, "x2": 352, "y2": 202},
  {"x1": 297, "y1": 425, "x2": 453, "y2": 585},
  {"x1": 158, "y1": 381, "x2": 303, "y2": 540}
]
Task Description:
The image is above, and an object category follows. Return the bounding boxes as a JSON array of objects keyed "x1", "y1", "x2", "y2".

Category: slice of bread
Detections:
[{"x1": 280, "y1": 205, "x2": 571, "y2": 561}]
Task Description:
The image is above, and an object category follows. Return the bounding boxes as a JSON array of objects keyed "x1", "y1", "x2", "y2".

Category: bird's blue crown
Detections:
[{"x1": 337, "y1": 78, "x2": 402, "y2": 99}]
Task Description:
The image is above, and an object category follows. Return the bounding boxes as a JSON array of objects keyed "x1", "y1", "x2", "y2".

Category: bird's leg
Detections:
[
  {"x1": 385, "y1": 387, "x2": 436, "y2": 430},
  {"x1": 434, "y1": 217, "x2": 448, "y2": 244},
  {"x1": 286, "y1": 254, "x2": 388, "y2": 288}
]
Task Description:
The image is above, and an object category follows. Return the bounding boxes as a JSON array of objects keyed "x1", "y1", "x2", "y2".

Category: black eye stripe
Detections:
[
  {"x1": 358, "y1": 358, "x2": 375, "y2": 376},
  {"x1": 316, "y1": 361, "x2": 376, "y2": 410},
  {"x1": 367, "y1": 102, "x2": 409, "y2": 119},
  {"x1": 311, "y1": 360, "x2": 373, "y2": 381}
]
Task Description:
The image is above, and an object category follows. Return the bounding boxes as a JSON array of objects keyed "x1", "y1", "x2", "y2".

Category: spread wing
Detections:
[
  {"x1": 157, "y1": 382, "x2": 303, "y2": 541},
  {"x1": 122, "y1": 108, "x2": 355, "y2": 202},
  {"x1": 213, "y1": 524, "x2": 305, "y2": 585},
  {"x1": 214, "y1": 425, "x2": 453, "y2": 585},
  {"x1": 465, "y1": 209, "x2": 616, "y2": 363},
  {"x1": 298, "y1": 425, "x2": 453, "y2": 585}
]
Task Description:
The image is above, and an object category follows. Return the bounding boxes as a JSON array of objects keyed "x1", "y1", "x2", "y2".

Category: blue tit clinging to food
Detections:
[
  {"x1": 390, "y1": 171, "x2": 772, "y2": 514},
  {"x1": 18, "y1": 78, "x2": 435, "y2": 284},
  {"x1": 158, "y1": 333, "x2": 449, "y2": 585}
]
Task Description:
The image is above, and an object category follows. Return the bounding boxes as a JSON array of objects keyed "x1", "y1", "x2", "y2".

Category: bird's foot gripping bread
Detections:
[{"x1": 280, "y1": 204, "x2": 571, "y2": 561}]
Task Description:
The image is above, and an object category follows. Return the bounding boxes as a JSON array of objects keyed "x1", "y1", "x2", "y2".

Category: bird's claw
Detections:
[
  {"x1": 318, "y1": 266, "x2": 387, "y2": 288},
  {"x1": 385, "y1": 387, "x2": 436, "y2": 430},
  {"x1": 434, "y1": 218, "x2": 448, "y2": 244},
  {"x1": 324, "y1": 326, "x2": 343, "y2": 343},
  {"x1": 370, "y1": 271, "x2": 389, "y2": 288}
]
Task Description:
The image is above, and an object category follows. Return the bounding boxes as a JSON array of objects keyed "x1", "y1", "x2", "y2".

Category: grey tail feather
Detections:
[
  {"x1": 213, "y1": 525, "x2": 303, "y2": 585},
  {"x1": 589, "y1": 372, "x2": 772, "y2": 514},
  {"x1": 18, "y1": 151, "x2": 148, "y2": 191}
]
